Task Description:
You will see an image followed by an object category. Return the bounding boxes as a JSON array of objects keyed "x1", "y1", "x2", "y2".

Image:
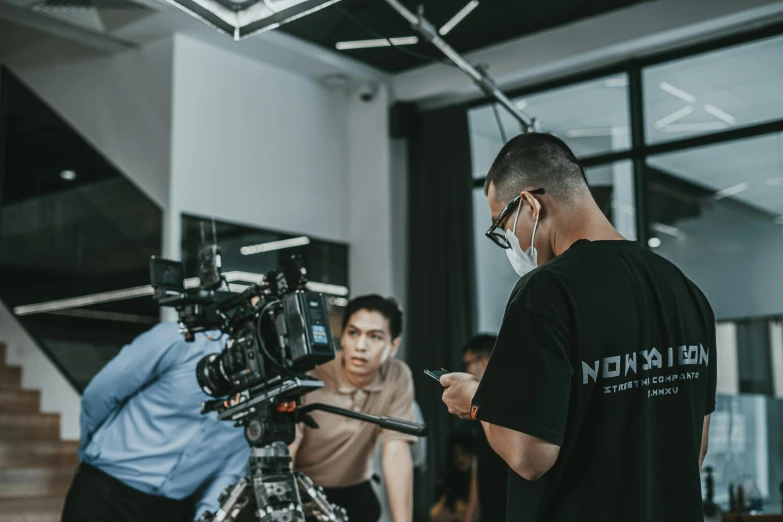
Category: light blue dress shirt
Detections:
[{"x1": 80, "y1": 322, "x2": 250, "y2": 519}]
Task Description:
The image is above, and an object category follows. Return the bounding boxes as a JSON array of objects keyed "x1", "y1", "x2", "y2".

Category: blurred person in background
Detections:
[{"x1": 429, "y1": 434, "x2": 475, "y2": 522}]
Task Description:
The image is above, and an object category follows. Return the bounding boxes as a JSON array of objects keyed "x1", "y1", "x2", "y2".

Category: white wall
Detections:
[
  {"x1": 1, "y1": 37, "x2": 174, "y2": 209},
  {"x1": 169, "y1": 34, "x2": 399, "y2": 300},
  {"x1": 0, "y1": 301, "x2": 80, "y2": 440},
  {"x1": 169, "y1": 34, "x2": 348, "y2": 247}
]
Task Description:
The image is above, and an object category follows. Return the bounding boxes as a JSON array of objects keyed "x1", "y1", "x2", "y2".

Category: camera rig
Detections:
[{"x1": 149, "y1": 235, "x2": 426, "y2": 522}]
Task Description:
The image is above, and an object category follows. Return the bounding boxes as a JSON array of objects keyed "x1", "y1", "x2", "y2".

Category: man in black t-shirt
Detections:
[
  {"x1": 440, "y1": 133, "x2": 717, "y2": 522},
  {"x1": 461, "y1": 335, "x2": 508, "y2": 522}
]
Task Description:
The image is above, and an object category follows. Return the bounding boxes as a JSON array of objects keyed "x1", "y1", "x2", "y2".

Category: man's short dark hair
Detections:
[
  {"x1": 342, "y1": 294, "x2": 403, "y2": 340},
  {"x1": 464, "y1": 334, "x2": 497, "y2": 357},
  {"x1": 484, "y1": 132, "x2": 589, "y2": 203}
]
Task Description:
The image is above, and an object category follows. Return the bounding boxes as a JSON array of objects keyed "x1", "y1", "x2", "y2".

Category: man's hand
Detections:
[{"x1": 440, "y1": 372, "x2": 480, "y2": 420}]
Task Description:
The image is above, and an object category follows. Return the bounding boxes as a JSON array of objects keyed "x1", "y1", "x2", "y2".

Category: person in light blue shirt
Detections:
[{"x1": 61, "y1": 322, "x2": 250, "y2": 522}]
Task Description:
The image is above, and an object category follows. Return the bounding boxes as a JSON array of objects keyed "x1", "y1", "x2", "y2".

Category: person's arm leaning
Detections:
[
  {"x1": 194, "y1": 445, "x2": 249, "y2": 521},
  {"x1": 79, "y1": 323, "x2": 185, "y2": 458},
  {"x1": 380, "y1": 363, "x2": 417, "y2": 522},
  {"x1": 383, "y1": 439, "x2": 413, "y2": 522},
  {"x1": 699, "y1": 415, "x2": 711, "y2": 472}
]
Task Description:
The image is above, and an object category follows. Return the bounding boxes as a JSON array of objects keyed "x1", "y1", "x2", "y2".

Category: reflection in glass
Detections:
[
  {"x1": 646, "y1": 133, "x2": 783, "y2": 321},
  {"x1": 468, "y1": 74, "x2": 631, "y2": 178},
  {"x1": 585, "y1": 161, "x2": 636, "y2": 241},
  {"x1": 703, "y1": 394, "x2": 783, "y2": 514},
  {"x1": 644, "y1": 34, "x2": 783, "y2": 144}
]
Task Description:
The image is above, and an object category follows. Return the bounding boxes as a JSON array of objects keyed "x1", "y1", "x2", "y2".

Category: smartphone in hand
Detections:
[{"x1": 424, "y1": 368, "x2": 451, "y2": 382}]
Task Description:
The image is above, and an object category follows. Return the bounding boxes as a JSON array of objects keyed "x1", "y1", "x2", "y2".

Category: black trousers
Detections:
[
  {"x1": 61, "y1": 464, "x2": 193, "y2": 522},
  {"x1": 321, "y1": 481, "x2": 381, "y2": 522}
]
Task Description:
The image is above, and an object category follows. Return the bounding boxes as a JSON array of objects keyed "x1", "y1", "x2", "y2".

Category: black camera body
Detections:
[{"x1": 149, "y1": 251, "x2": 335, "y2": 401}]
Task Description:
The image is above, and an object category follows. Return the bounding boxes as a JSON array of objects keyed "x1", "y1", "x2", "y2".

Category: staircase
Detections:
[{"x1": 0, "y1": 343, "x2": 78, "y2": 522}]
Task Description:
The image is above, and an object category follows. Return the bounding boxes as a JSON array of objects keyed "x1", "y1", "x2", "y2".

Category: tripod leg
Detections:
[
  {"x1": 250, "y1": 442, "x2": 305, "y2": 522},
  {"x1": 295, "y1": 472, "x2": 348, "y2": 522},
  {"x1": 196, "y1": 478, "x2": 250, "y2": 522}
]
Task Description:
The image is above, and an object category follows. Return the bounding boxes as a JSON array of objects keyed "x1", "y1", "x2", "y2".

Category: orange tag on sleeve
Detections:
[{"x1": 470, "y1": 405, "x2": 479, "y2": 421}]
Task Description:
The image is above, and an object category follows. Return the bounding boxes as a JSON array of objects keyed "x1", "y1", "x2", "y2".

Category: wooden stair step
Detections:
[
  {"x1": 0, "y1": 414, "x2": 60, "y2": 441},
  {"x1": 0, "y1": 468, "x2": 73, "y2": 498},
  {"x1": 0, "y1": 496, "x2": 64, "y2": 522},
  {"x1": 0, "y1": 441, "x2": 78, "y2": 469},
  {"x1": 0, "y1": 367, "x2": 21, "y2": 391},
  {"x1": 0, "y1": 390, "x2": 40, "y2": 414}
]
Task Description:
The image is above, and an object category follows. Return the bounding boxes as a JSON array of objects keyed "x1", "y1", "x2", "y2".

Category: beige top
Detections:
[{"x1": 293, "y1": 351, "x2": 417, "y2": 488}]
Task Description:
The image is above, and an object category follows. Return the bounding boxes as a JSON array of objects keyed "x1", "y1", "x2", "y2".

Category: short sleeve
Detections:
[
  {"x1": 472, "y1": 307, "x2": 573, "y2": 446},
  {"x1": 379, "y1": 362, "x2": 417, "y2": 445},
  {"x1": 705, "y1": 320, "x2": 717, "y2": 415}
]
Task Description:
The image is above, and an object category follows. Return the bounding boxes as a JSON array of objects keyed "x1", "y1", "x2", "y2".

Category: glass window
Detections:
[
  {"x1": 468, "y1": 74, "x2": 631, "y2": 177},
  {"x1": 585, "y1": 161, "x2": 636, "y2": 241},
  {"x1": 646, "y1": 132, "x2": 783, "y2": 347},
  {"x1": 644, "y1": 34, "x2": 783, "y2": 144}
]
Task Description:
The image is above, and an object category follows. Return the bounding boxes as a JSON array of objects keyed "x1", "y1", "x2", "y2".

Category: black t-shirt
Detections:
[
  {"x1": 472, "y1": 240, "x2": 717, "y2": 522},
  {"x1": 475, "y1": 428, "x2": 509, "y2": 522}
]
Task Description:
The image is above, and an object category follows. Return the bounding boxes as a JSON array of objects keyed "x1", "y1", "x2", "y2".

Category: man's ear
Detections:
[
  {"x1": 521, "y1": 191, "x2": 542, "y2": 222},
  {"x1": 390, "y1": 336, "x2": 402, "y2": 357}
]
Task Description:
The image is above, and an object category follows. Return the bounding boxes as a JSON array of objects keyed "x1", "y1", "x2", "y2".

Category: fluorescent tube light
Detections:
[
  {"x1": 439, "y1": 0, "x2": 478, "y2": 35},
  {"x1": 648, "y1": 237, "x2": 662, "y2": 248},
  {"x1": 713, "y1": 182, "x2": 748, "y2": 200},
  {"x1": 652, "y1": 222, "x2": 686, "y2": 239},
  {"x1": 604, "y1": 77, "x2": 628, "y2": 88},
  {"x1": 336, "y1": 37, "x2": 418, "y2": 50},
  {"x1": 659, "y1": 82, "x2": 695, "y2": 103},
  {"x1": 240, "y1": 236, "x2": 310, "y2": 255},
  {"x1": 662, "y1": 122, "x2": 730, "y2": 133},
  {"x1": 566, "y1": 127, "x2": 628, "y2": 138},
  {"x1": 654, "y1": 105, "x2": 693, "y2": 129},
  {"x1": 305, "y1": 282, "x2": 349, "y2": 296},
  {"x1": 703, "y1": 104, "x2": 736, "y2": 125}
]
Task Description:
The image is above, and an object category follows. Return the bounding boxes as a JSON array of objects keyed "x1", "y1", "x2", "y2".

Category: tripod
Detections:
[{"x1": 196, "y1": 378, "x2": 427, "y2": 522}]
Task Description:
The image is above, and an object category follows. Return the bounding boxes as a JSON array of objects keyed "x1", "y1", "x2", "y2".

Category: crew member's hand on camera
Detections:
[{"x1": 440, "y1": 373, "x2": 480, "y2": 420}]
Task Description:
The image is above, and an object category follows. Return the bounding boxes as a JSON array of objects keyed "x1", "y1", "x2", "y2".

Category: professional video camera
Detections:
[{"x1": 149, "y1": 229, "x2": 426, "y2": 522}]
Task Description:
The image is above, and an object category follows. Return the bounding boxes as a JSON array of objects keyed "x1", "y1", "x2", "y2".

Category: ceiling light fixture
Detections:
[
  {"x1": 163, "y1": 0, "x2": 342, "y2": 41},
  {"x1": 240, "y1": 236, "x2": 310, "y2": 255},
  {"x1": 13, "y1": 271, "x2": 349, "y2": 316},
  {"x1": 335, "y1": 36, "x2": 418, "y2": 50},
  {"x1": 439, "y1": 0, "x2": 479, "y2": 36},
  {"x1": 604, "y1": 77, "x2": 628, "y2": 88},
  {"x1": 654, "y1": 105, "x2": 694, "y2": 129},
  {"x1": 659, "y1": 82, "x2": 695, "y2": 103},
  {"x1": 515, "y1": 99, "x2": 528, "y2": 111},
  {"x1": 713, "y1": 182, "x2": 748, "y2": 200},
  {"x1": 652, "y1": 222, "x2": 686, "y2": 239},
  {"x1": 662, "y1": 122, "x2": 730, "y2": 133},
  {"x1": 566, "y1": 127, "x2": 628, "y2": 138},
  {"x1": 648, "y1": 237, "x2": 662, "y2": 248},
  {"x1": 60, "y1": 170, "x2": 77, "y2": 181},
  {"x1": 703, "y1": 104, "x2": 736, "y2": 125}
]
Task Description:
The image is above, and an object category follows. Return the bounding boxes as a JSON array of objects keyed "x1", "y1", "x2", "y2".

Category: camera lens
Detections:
[{"x1": 196, "y1": 353, "x2": 232, "y2": 397}]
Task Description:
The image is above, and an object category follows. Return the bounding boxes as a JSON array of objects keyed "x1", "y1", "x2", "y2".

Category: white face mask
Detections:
[{"x1": 504, "y1": 196, "x2": 540, "y2": 277}]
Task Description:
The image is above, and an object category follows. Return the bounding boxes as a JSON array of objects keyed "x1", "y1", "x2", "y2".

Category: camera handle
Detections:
[{"x1": 296, "y1": 403, "x2": 427, "y2": 437}]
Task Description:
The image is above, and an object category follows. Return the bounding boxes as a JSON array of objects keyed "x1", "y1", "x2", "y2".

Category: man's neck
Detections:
[
  {"x1": 551, "y1": 207, "x2": 625, "y2": 257},
  {"x1": 343, "y1": 364, "x2": 377, "y2": 389}
]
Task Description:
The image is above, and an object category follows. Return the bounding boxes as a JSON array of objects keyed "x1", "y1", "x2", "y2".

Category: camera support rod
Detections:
[
  {"x1": 298, "y1": 403, "x2": 427, "y2": 437},
  {"x1": 384, "y1": 0, "x2": 536, "y2": 133}
]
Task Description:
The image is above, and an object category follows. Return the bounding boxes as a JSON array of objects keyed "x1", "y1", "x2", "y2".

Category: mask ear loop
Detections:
[{"x1": 513, "y1": 193, "x2": 541, "y2": 252}]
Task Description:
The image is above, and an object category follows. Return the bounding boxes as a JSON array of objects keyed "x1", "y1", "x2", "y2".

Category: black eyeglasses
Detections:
[{"x1": 485, "y1": 188, "x2": 545, "y2": 249}]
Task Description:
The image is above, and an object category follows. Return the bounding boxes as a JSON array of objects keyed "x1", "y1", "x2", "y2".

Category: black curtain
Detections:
[{"x1": 406, "y1": 106, "x2": 477, "y2": 518}]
